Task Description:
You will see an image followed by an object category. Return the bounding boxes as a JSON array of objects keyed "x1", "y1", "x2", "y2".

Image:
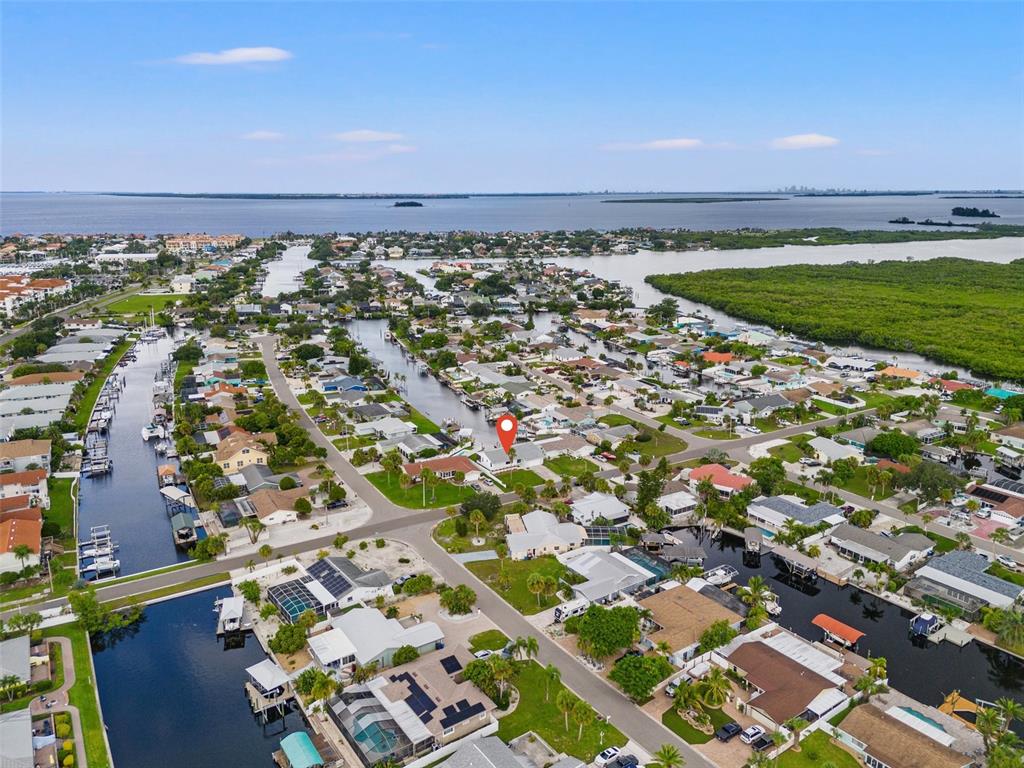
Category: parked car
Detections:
[
  {"x1": 472, "y1": 650, "x2": 493, "y2": 660},
  {"x1": 747, "y1": 426, "x2": 762, "y2": 434},
  {"x1": 665, "y1": 679, "x2": 679, "y2": 698},
  {"x1": 751, "y1": 736, "x2": 775, "y2": 753},
  {"x1": 996, "y1": 554, "x2": 1018, "y2": 569},
  {"x1": 595, "y1": 748, "x2": 621, "y2": 766},
  {"x1": 715, "y1": 722, "x2": 742, "y2": 742},
  {"x1": 799, "y1": 457, "x2": 822, "y2": 467},
  {"x1": 740, "y1": 725, "x2": 766, "y2": 744},
  {"x1": 616, "y1": 649, "x2": 642, "y2": 663},
  {"x1": 326, "y1": 499, "x2": 348, "y2": 510},
  {"x1": 612, "y1": 755, "x2": 638, "y2": 768},
  {"x1": 975, "y1": 508, "x2": 992, "y2": 519}
]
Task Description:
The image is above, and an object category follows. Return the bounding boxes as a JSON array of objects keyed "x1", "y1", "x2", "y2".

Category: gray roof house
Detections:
[
  {"x1": 746, "y1": 496, "x2": 846, "y2": 531},
  {"x1": 446, "y1": 737, "x2": 528, "y2": 768},
  {"x1": 560, "y1": 550, "x2": 656, "y2": 603},
  {"x1": 912, "y1": 551, "x2": 1024, "y2": 609},
  {"x1": 828, "y1": 523, "x2": 934, "y2": 571},
  {"x1": 570, "y1": 491, "x2": 629, "y2": 525},
  {"x1": 0, "y1": 635, "x2": 30, "y2": 684},
  {"x1": 0, "y1": 708, "x2": 33, "y2": 768}
]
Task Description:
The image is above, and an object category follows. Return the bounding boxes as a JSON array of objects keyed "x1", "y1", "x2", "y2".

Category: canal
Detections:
[
  {"x1": 262, "y1": 243, "x2": 313, "y2": 298},
  {"x1": 78, "y1": 333, "x2": 190, "y2": 576},
  {"x1": 346, "y1": 318, "x2": 495, "y2": 440},
  {"x1": 92, "y1": 587, "x2": 306, "y2": 768},
  {"x1": 674, "y1": 527, "x2": 1024, "y2": 716}
]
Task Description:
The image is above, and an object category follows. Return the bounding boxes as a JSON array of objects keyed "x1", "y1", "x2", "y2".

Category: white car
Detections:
[
  {"x1": 740, "y1": 725, "x2": 766, "y2": 744},
  {"x1": 975, "y1": 508, "x2": 992, "y2": 519},
  {"x1": 473, "y1": 650, "x2": 493, "y2": 660},
  {"x1": 996, "y1": 554, "x2": 1018, "y2": 570},
  {"x1": 596, "y1": 747, "x2": 621, "y2": 766}
]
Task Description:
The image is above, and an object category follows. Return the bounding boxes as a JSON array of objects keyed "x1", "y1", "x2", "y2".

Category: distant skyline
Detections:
[{"x1": 3, "y1": 2, "x2": 1023, "y2": 193}]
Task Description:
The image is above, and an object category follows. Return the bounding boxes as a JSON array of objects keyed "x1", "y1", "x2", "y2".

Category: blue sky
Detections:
[{"x1": 3, "y1": 2, "x2": 1022, "y2": 192}]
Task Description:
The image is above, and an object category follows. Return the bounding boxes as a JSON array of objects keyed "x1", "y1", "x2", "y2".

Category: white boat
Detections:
[
  {"x1": 141, "y1": 424, "x2": 165, "y2": 441},
  {"x1": 81, "y1": 557, "x2": 120, "y2": 575},
  {"x1": 765, "y1": 592, "x2": 782, "y2": 616},
  {"x1": 701, "y1": 565, "x2": 739, "y2": 587},
  {"x1": 154, "y1": 441, "x2": 168, "y2": 455}
]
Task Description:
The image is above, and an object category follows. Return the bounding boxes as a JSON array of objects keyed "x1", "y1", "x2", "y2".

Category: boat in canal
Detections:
[
  {"x1": 910, "y1": 611, "x2": 944, "y2": 638},
  {"x1": 701, "y1": 564, "x2": 738, "y2": 586},
  {"x1": 141, "y1": 423, "x2": 166, "y2": 440}
]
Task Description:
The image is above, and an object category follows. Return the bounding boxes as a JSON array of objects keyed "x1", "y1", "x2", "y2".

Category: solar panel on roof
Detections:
[
  {"x1": 439, "y1": 699, "x2": 485, "y2": 729},
  {"x1": 439, "y1": 655, "x2": 463, "y2": 674},
  {"x1": 307, "y1": 558, "x2": 353, "y2": 598},
  {"x1": 972, "y1": 487, "x2": 1009, "y2": 503}
]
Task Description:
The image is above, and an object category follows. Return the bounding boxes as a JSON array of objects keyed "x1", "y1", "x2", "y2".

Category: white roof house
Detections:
[
  {"x1": 328, "y1": 608, "x2": 444, "y2": 668},
  {"x1": 0, "y1": 709, "x2": 32, "y2": 768},
  {"x1": 246, "y1": 659, "x2": 290, "y2": 694},
  {"x1": 354, "y1": 417, "x2": 417, "y2": 440},
  {"x1": 809, "y1": 436, "x2": 862, "y2": 464},
  {"x1": 507, "y1": 510, "x2": 586, "y2": 560},
  {"x1": 570, "y1": 491, "x2": 629, "y2": 525},
  {"x1": 560, "y1": 550, "x2": 655, "y2": 603}
]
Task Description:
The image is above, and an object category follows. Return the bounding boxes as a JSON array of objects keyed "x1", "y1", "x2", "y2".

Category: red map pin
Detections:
[{"x1": 496, "y1": 413, "x2": 518, "y2": 453}]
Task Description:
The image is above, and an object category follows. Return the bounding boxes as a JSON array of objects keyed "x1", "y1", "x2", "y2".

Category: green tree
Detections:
[
  {"x1": 698, "y1": 667, "x2": 732, "y2": 708},
  {"x1": 544, "y1": 663, "x2": 561, "y2": 702},
  {"x1": 439, "y1": 584, "x2": 477, "y2": 615},
  {"x1": 556, "y1": 689, "x2": 577, "y2": 732},
  {"x1": 575, "y1": 604, "x2": 640, "y2": 660},
  {"x1": 392, "y1": 645, "x2": 420, "y2": 666},
  {"x1": 697, "y1": 619, "x2": 738, "y2": 654},
  {"x1": 649, "y1": 745, "x2": 685, "y2": 768},
  {"x1": 609, "y1": 654, "x2": 673, "y2": 701}
]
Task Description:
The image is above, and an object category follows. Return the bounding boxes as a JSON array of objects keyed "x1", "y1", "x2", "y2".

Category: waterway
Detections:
[
  {"x1": 673, "y1": 528, "x2": 1024, "y2": 718},
  {"x1": 4, "y1": 192, "x2": 1023, "y2": 235},
  {"x1": 77, "y1": 333, "x2": 190, "y2": 576},
  {"x1": 92, "y1": 587, "x2": 306, "y2": 768},
  {"x1": 262, "y1": 243, "x2": 314, "y2": 298},
  {"x1": 346, "y1": 318, "x2": 495, "y2": 440}
]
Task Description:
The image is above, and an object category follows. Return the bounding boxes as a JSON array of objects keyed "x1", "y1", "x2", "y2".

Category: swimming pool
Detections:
[
  {"x1": 900, "y1": 706, "x2": 947, "y2": 732},
  {"x1": 759, "y1": 527, "x2": 776, "y2": 539}
]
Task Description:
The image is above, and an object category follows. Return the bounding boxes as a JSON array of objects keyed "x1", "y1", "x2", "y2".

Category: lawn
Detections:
[
  {"x1": 812, "y1": 398, "x2": 852, "y2": 416},
  {"x1": 433, "y1": 516, "x2": 505, "y2": 554},
  {"x1": 496, "y1": 469, "x2": 544, "y2": 490},
  {"x1": 778, "y1": 480, "x2": 821, "y2": 505},
  {"x1": 769, "y1": 441, "x2": 807, "y2": 464},
  {"x1": 661, "y1": 704, "x2": 733, "y2": 745},
  {"x1": 43, "y1": 624, "x2": 111, "y2": 768},
  {"x1": 367, "y1": 471, "x2": 474, "y2": 509},
  {"x1": 173, "y1": 360, "x2": 194, "y2": 391},
  {"x1": 497, "y1": 661, "x2": 627, "y2": 761},
  {"x1": 46, "y1": 477, "x2": 76, "y2": 541},
  {"x1": 544, "y1": 455, "x2": 598, "y2": 478},
  {"x1": 72, "y1": 338, "x2": 133, "y2": 431},
  {"x1": 105, "y1": 293, "x2": 187, "y2": 314},
  {"x1": 836, "y1": 466, "x2": 895, "y2": 500},
  {"x1": 598, "y1": 414, "x2": 687, "y2": 457},
  {"x1": 693, "y1": 428, "x2": 740, "y2": 440},
  {"x1": 896, "y1": 525, "x2": 958, "y2": 553},
  {"x1": 858, "y1": 391, "x2": 897, "y2": 410},
  {"x1": 776, "y1": 730, "x2": 860, "y2": 768},
  {"x1": 467, "y1": 555, "x2": 570, "y2": 615},
  {"x1": 469, "y1": 629, "x2": 510, "y2": 652},
  {"x1": 407, "y1": 405, "x2": 440, "y2": 434}
]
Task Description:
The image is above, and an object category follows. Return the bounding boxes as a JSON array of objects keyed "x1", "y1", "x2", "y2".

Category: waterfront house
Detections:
[
  {"x1": 535, "y1": 434, "x2": 592, "y2": 458},
  {"x1": 746, "y1": 496, "x2": 845, "y2": 533},
  {"x1": 993, "y1": 424, "x2": 1024, "y2": 452},
  {"x1": 0, "y1": 440, "x2": 51, "y2": 474},
  {"x1": 0, "y1": 469, "x2": 48, "y2": 508},
  {"x1": 477, "y1": 441, "x2": 545, "y2": 472},
  {"x1": 832, "y1": 703, "x2": 973, "y2": 768},
  {"x1": 559, "y1": 549, "x2": 657, "y2": 603},
  {"x1": 266, "y1": 557, "x2": 391, "y2": 622},
  {"x1": 907, "y1": 550, "x2": 1024, "y2": 612},
  {"x1": 329, "y1": 647, "x2": 496, "y2": 766},
  {"x1": 0, "y1": 516, "x2": 42, "y2": 575},
  {"x1": 504, "y1": 510, "x2": 585, "y2": 560},
  {"x1": 310, "y1": 607, "x2": 444, "y2": 672},
  {"x1": 828, "y1": 523, "x2": 933, "y2": 571},
  {"x1": 231, "y1": 464, "x2": 301, "y2": 494},
  {"x1": 686, "y1": 464, "x2": 754, "y2": 499},
  {"x1": 718, "y1": 629, "x2": 849, "y2": 732},
  {"x1": 638, "y1": 582, "x2": 744, "y2": 664},
  {"x1": 241, "y1": 487, "x2": 307, "y2": 526},
  {"x1": 215, "y1": 432, "x2": 270, "y2": 471},
  {"x1": 355, "y1": 416, "x2": 417, "y2": 440},
  {"x1": 569, "y1": 491, "x2": 629, "y2": 525}
]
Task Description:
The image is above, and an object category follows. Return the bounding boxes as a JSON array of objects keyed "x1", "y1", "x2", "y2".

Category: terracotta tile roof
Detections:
[
  {"x1": 6, "y1": 371, "x2": 84, "y2": 386},
  {"x1": 0, "y1": 440, "x2": 51, "y2": 460},
  {"x1": 702, "y1": 351, "x2": 733, "y2": 364},
  {"x1": 0, "y1": 468, "x2": 47, "y2": 487},
  {"x1": 0, "y1": 495, "x2": 33, "y2": 514},
  {"x1": 0, "y1": 517, "x2": 42, "y2": 554},
  {"x1": 689, "y1": 463, "x2": 753, "y2": 491}
]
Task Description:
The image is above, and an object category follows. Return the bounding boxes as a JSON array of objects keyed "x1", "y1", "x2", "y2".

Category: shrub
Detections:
[
  {"x1": 279, "y1": 476, "x2": 297, "y2": 491},
  {"x1": 375, "y1": 538, "x2": 386, "y2": 548},
  {"x1": 63, "y1": 756, "x2": 74, "y2": 768},
  {"x1": 56, "y1": 723, "x2": 71, "y2": 738},
  {"x1": 398, "y1": 557, "x2": 410, "y2": 564},
  {"x1": 359, "y1": 541, "x2": 368, "y2": 550},
  {"x1": 400, "y1": 574, "x2": 434, "y2": 596},
  {"x1": 392, "y1": 645, "x2": 420, "y2": 666},
  {"x1": 269, "y1": 623, "x2": 308, "y2": 655}
]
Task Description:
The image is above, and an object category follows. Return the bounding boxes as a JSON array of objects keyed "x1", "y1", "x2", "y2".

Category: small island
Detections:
[
  {"x1": 952, "y1": 206, "x2": 998, "y2": 218},
  {"x1": 393, "y1": 200, "x2": 424, "y2": 207},
  {"x1": 888, "y1": 217, "x2": 977, "y2": 228}
]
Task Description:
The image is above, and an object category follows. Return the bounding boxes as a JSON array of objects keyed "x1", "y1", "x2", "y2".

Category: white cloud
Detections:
[
  {"x1": 771, "y1": 133, "x2": 840, "y2": 150},
  {"x1": 241, "y1": 130, "x2": 285, "y2": 141},
  {"x1": 602, "y1": 137, "x2": 705, "y2": 152},
  {"x1": 175, "y1": 47, "x2": 293, "y2": 65},
  {"x1": 331, "y1": 129, "x2": 406, "y2": 143}
]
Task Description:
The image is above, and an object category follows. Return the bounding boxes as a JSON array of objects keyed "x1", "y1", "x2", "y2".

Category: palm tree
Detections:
[
  {"x1": 698, "y1": 668, "x2": 731, "y2": 708},
  {"x1": 955, "y1": 532, "x2": 973, "y2": 551},
  {"x1": 672, "y1": 682, "x2": 702, "y2": 717},
  {"x1": 488, "y1": 656, "x2": 514, "y2": 698},
  {"x1": 738, "y1": 575, "x2": 770, "y2": 609},
  {"x1": 572, "y1": 699, "x2": 594, "y2": 739},
  {"x1": 556, "y1": 689, "x2": 576, "y2": 732},
  {"x1": 310, "y1": 672, "x2": 337, "y2": 720},
  {"x1": 258, "y1": 544, "x2": 273, "y2": 566},
  {"x1": 516, "y1": 635, "x2": 539, "y2": 661},
  {"x1": 976, "y1": 706, "x2": 1003, "y2": 756},
  {"x1": 527, "y1": 572, "x2": 545, "y2": 607},
  {"x1": 544, "y1": 663, "x2": 561, "y2": 701},
  {"x1": 420, "y1": 467, "x2": 437, "y2": 506},
  {"x1": 381, "y1": 450, "x2": 403, "y2": 487},
  {"x1": 867, "y1": 655, "x2": 887, "y2": 682},
  {"x1": 649, "y1": 745, "x2": 684, "y2": 768},
  {"x1": 991, "y1": 527, "x2": 1011, "y2": 562},
  {"x1": 784, "y1": 716, "x2": 809, "y2": 750},
  {"x1": 469, "y1": 509, "x2": 486, "y2": 538},
  {"x1": 996, "y1": 697, "x2": 1024, "y2": 734},
  {"x1": 245, "y1": 559, "x2": 256, "y2": 572}
]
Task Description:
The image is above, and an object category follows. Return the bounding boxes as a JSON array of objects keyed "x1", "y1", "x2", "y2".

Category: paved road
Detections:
[{"x1": 0, "y1": 283, "x2": 141, "y2": 346}]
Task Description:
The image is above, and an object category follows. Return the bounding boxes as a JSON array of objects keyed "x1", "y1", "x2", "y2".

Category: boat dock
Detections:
[
  {"x1": 772, "y1": 544, "x2": 819, "y2": 581},
  {"x1": 77, "y1": 525, "x2": 121, "y2": 580},
  {"x1": 214, "y1": 595, "x2": 253, "y2": 635}
]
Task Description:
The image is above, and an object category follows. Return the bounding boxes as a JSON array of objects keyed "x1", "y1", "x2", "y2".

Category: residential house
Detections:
[
  {"x1": 477, "y1": 442, "x2": 545, "y2": 472},
  {"x1": 828, "y1": 523, "x2": 934, "y2": 571},
  {"x1": 0, "y1": 469, "x2": 48, "y2": 508},
  {"x1": 402, "y1": 456, "x2": 480, "y2": 484},
  {"x1": 833, "y1": 703, "x2": 973, "y2": 768},
  {"x1": 0, "y1": 516, "x2": 41, "y2": 574},
  {"x1": 505, "y1": 510, "x2": 585, "y2": 560},
  {"x1": 808, "y1": 436, "x2": 862, "y2": 464},
  {"x1": 993, "y1": 424, "x2": 1024, "y2": 453},
  {"x1": 906, "y1": 550, "x2": 1024, "y2": 614},
  {"x1": 267, "y1": 557, "x2": 392, "y2": 621},
  {"x1": 687, "y1": 464, "x2": 754, "y2": 498},
  {"x1": 638, "y1": 582, "x2": 744, "y2": 664},
  {"x1": 560, "y1": 549, "x2": 657, "y2": 603},
  {"x1": 355, "y1": 417, "x2": 417, "y2": 440},
  {"x1": 310, "y1": 607, "x2": 444, "y2": 672},
  {"x1": 0, "y1": 440, "x2": 51, "y2": 473},
  {"x1": 329, "y1": 647, "x2": 496, "y2": 766},
  {"x1": 569, "y1": 491, "x2": 629, "y2": 525},
  {"x1": 215, "y1": 433, "x2": 270, "y2": 471},
  {"x1": 746, "y1": 496, "x2": 845, "y2": 533},
  {"x1": 237, "y1": 487, "x2": 306, "y2": 526}
]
